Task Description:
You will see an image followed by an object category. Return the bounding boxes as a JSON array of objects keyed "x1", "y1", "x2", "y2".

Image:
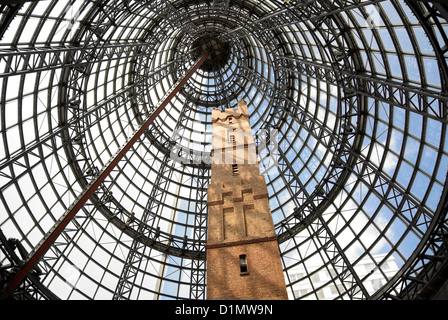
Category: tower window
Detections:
[
  {"x1": 239, "y1": 255, "x2": 248, "y2": 275},
  {"x1": 230, "y1": 134, "x2": 236, "y2": 145},
  {"x1": 232, "y1": 164, "x2": 238, "y2": 175},
  {"x1": 228, "y1": 117, "x2": 233, "y2": 124}
]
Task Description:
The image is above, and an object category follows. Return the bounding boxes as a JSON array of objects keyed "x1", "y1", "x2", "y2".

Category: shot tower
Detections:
[{"x1": 206, "y1": 100, "x2": 287, "y2": 300}]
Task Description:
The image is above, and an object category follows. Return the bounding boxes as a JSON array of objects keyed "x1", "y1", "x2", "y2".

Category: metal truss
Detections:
[
  {"x1": 0, "y1": 42, "x2": 166, "y2": 78},
  {"x1": 113, "y1": 98, "x2": 208, "y2": 300},
  {"x1": 1, "y1": 51, "x2": 208, "y2": 298},
  {"x1": 189, "y1": 165, "x2": 208, "y2": 300},
  {"x1": 277, "y1": 56, "x2": 448, "y2": 121},
  {"x1": 0, "y1": 228, "x2": 58, "y2": 300},
  {"x1": 112, "y1": 153, "x2": 172, "y2": 300}
]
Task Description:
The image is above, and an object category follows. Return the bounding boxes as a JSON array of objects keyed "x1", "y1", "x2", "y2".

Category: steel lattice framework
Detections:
[{"x1": 0, "y1": 0, "x2": 447, "y2": 300}]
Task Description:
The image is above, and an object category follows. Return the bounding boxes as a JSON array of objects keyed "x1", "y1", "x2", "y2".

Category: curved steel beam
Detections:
[{"x1": 0, "y1": 52, "x2": 208, "y2": 299}]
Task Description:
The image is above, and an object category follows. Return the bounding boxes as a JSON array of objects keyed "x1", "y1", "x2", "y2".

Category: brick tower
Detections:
[{"x1": 206, "y1": 100, "x2": 288, "y2": 300}]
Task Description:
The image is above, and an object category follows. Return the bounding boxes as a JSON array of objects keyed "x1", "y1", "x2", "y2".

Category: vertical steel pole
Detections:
[{"x1": 1, "y1": 53, "x2": 208, "y2": 299}]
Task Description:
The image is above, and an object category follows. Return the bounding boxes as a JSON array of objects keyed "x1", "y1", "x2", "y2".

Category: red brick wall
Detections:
[{"x1": 206, "y1": 239, "x2": 288, "y2": 300}]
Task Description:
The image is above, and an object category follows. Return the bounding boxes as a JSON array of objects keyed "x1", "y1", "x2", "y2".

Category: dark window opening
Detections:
[
  {"x1": 240, "y1": 254, "x2": 248, "y2": 275},
  {"x1": 230, "y1": 134, "x2": 236, "y2": 146}
]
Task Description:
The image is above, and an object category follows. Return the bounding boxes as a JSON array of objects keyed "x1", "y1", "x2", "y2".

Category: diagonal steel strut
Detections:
[{"x1": 0, "y1": 52, "x2": 209, "y2": 299}]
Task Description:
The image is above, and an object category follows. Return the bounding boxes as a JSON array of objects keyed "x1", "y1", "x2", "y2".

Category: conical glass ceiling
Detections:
[{"x1": 0, "y1": 0, "x2": 448, "y2": 300}]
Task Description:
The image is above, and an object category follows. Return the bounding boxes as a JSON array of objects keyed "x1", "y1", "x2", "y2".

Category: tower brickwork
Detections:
[{"x1": 206, "y1": 100, "x2": 288, "y2": 300}]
